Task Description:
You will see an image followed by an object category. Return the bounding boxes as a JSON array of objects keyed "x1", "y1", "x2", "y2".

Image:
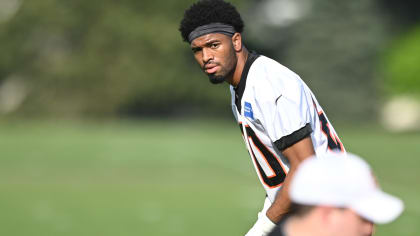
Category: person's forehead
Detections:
[{"x1": 190, "y1": 33, "x2": 230, "y2": 47}]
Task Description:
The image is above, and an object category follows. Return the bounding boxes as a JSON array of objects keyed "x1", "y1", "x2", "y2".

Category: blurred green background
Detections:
[{"x1": 1, "y1": 0, "x2": 419, "y2": 235}]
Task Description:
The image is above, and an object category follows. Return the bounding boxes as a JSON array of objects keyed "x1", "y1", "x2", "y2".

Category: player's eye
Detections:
[
  {"x1": 192, "y1": 47, "x2": 202, "y2": 53},
  {"x1": 210, "y1": 43, "x2": 220, "y2": 49}
]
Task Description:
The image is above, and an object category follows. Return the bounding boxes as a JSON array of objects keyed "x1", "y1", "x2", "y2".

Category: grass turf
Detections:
[{"x1": 0, "y1": 119, "x2": 418, "y2": 235}]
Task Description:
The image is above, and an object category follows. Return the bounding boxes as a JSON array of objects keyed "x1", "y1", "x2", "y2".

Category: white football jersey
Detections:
[{"x1": 230, "y1": 52, "x2": 345, "y2": 203}]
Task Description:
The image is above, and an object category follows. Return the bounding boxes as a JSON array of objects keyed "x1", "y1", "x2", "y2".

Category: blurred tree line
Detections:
[{"x1": 0, "y1": 0, "x2": 419, "y2": 122}]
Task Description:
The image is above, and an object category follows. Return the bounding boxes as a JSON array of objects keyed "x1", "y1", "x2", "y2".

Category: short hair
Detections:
[{"x1": 179, "y1": 0, "x2": 244, "y2": 42}]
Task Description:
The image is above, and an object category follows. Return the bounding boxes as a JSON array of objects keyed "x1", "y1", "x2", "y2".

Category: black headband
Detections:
[{"x1": 188, "y1": 23, "x2": 236, "y2": 43}]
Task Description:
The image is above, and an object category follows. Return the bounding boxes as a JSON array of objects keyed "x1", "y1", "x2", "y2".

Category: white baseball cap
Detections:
[{"x1": 289, "y1": 152, "x2": 404, "y2": 224}]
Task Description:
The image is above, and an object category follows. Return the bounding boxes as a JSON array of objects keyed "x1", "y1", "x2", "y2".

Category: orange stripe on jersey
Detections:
[
  {"x1": 248, "y1": 127, "x2": 287, "y2": 175},
  {"x1": 248, "y1": 145, "x2": 283, "y2": 189},
  {"x1": 239, "y1": 123, "x2": 287, "y2": 188},
  {"x1": 248, "y1": 137, "x2": 277, "y2": 178},
  {"x1": 317, "y1": 110, "x2": 344, "y2": 152}
]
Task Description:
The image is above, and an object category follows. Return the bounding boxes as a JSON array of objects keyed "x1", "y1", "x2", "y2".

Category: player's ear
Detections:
[{"x1": 231, "y1": 33, "x2": 242, "y2": 52}]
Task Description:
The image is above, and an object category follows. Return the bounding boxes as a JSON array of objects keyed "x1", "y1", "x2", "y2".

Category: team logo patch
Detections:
[{"x1": 244, "y1": 102, "x2": 254, "y2": 119}]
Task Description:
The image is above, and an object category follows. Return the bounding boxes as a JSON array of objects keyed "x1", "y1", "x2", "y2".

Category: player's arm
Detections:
[
  {"x1": 266, "y1": 134, "x2": 315, "y2": 223},
  {"x1": 246, "y1": 79, "x2": 315, "y2": 236},
  {"x1": 245, "y1": 124, "x2": 314, "y2": 236}
]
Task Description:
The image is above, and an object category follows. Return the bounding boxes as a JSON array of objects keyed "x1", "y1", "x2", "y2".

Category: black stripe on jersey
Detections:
[
  {"x1": 234, "y1": 51, "x2": 260, "y2": 112},
  {"x1": 242, "y1": 124, "x2": 287, "y2": 187},
  {"x1": 274, "y1": 123, "x2": 312, "y2": 151},
  {"x1": 318, "y1": 111, "x2": 344, "y2": 151},
  {"x1": 250, "y1": 146, "x2": 286, "y2": 188}
]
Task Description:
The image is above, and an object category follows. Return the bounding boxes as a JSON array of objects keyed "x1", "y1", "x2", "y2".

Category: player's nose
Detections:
[{"x1": 202, "y1": 48, "x2": 213, "y2": 63}]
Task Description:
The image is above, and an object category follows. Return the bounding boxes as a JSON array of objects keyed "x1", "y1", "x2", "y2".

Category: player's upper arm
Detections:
[
  {"x1": 274, "y1": 123, "x2": 312, "y2": 152},
  {"x1": 281, "y1": 135, "x2": 315, "y2": 167}
]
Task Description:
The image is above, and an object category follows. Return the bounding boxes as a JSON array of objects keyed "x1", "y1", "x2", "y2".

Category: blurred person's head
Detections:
[
  {"x1": 284, "y1": 203, "x2": 373, "y2": 236},
  {"x1": 272, "y1": 152, "x2": 404, "y2": 236},
  {"x1": 179, "y1": 0, "x2": 247, "y2": 85}
]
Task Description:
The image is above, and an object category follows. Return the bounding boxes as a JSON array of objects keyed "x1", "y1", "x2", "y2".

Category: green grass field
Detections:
[{"x1": 0, "y1": 119, "x2": 418, "y2": 235}]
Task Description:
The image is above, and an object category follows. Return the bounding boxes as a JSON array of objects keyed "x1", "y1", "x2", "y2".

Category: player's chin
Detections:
[{"x1": 208, "y1": 74, "x2": 225, "y2": 84}]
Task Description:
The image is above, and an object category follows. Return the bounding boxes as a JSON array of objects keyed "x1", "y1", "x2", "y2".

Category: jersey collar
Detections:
[{"x1": 234, "y1": 51, "x2": 260, "y2": 112}]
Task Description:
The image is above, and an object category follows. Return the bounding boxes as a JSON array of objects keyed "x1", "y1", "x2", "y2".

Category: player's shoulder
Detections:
[{"x1": 248, "y1": 55, "x2": 305, "y2": 100}]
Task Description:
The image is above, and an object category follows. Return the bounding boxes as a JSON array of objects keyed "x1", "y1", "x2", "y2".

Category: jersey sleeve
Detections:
[{"x1": 266, "y1": 81, "x2": 313, "y2": 151}]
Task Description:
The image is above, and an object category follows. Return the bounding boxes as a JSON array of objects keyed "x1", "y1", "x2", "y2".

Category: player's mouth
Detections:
[{"x1": 204, "y1": 64, "x2": 219, "y2": 74}]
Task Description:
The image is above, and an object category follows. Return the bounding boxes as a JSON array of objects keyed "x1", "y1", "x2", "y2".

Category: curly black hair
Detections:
[{"x1": 179, "y1": 0, "x2": 244, "y2": 42}]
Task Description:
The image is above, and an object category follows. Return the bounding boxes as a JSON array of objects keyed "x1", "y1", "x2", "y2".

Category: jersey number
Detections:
[
  {"x1": 240, "y1": 124, "x2": 286, "y2": 188},
  {"x1": 318, "y1": 112, "x2": 344, "y2": 151}
]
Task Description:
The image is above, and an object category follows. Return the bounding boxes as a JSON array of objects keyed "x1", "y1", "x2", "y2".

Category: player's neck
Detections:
[{"x1": 229, "y1": 47, "x2": 249, "y2": 88}]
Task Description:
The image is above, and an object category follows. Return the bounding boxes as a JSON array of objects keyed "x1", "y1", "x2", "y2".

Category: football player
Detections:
[{"x1": 179, "y1": 1, "x2": 346, "y2": 235}]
